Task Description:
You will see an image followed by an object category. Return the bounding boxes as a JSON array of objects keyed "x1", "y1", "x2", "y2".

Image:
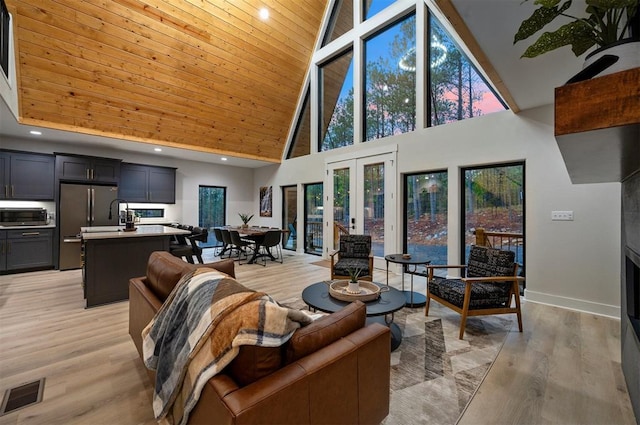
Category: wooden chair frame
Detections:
[{"x1": 425, "y1": 263, "x2": 524, "y2": 339}]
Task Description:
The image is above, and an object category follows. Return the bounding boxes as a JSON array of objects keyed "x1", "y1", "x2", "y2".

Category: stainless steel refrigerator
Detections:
[{"x1": 59, "y1": 183, "x2": 119, "y2": 270}]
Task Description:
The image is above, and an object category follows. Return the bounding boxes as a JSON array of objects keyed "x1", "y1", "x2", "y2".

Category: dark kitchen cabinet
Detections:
[
  {"x1": 56, "y1": 154, "x2": 121, "y2": 184},
  {"x1": 120, "y1": 163, "x2": 176, "y2": 203},
  {"x1": 3, "y1": 228, "x2": 53, "y2": 271},
  {"x1": 0, "y1": 231, "x2": 6, "y2": 271},
  {"x1": 0, "y1": 151, "x2": 55, "y2": 200}
]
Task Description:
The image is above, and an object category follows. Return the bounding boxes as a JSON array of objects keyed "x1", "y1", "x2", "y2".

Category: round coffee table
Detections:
[
  {"x1": 301, "y1": 281, "x2": 405, "y2": 350},
  {"x1": 385, "y1": 254, "x2": 431, "y2": 307}
]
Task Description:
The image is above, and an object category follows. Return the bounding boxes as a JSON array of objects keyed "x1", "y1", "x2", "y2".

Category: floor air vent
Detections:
[{"x1": 0, "y1": 378, "x2": 45, "y2": 416}]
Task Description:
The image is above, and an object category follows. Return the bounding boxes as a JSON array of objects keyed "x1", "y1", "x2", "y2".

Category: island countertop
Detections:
[{"x1": 81, "y1": 224, "x2": 190, "y2": 240}]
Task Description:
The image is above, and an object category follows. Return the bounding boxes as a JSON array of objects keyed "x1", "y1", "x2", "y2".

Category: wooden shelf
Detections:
[{"x1": 555, "y1": 67, "x2": 640, "y2": 184}]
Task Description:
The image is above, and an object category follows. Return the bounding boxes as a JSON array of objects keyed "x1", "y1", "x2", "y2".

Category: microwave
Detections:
[{"x1": 0, "y1": 208, "x2": 48, "y2": 226}]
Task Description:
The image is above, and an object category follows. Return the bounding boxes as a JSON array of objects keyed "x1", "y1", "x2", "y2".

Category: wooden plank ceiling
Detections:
[{"x1": 6, "y1": 0, "x2": 328, "y2": 163}]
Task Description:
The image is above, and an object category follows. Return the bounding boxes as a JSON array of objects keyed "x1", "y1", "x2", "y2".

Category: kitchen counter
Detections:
[
  {"x1": 81, "y1": 224, "x2": 189, "y2": 240},
  {"x1": 0, "y1": 223, "x2": 56, "y2": 230},
  {"x1": 81, "y1": 224, "x2": 188, "y2": 308}
]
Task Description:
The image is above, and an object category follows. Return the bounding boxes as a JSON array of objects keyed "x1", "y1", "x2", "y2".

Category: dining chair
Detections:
[
  {"x1": 229, "y1": 230, "x2": 254, "y2": 262},
  {"x1": 212, "y1": 227, "x2": 227, "y2": 256},
  {"x1": 219, "y1": 229, "x2": 235, "y2": 259},
  {"x1": 256, "y1": 230, "x2": 283, "y2": 266}
]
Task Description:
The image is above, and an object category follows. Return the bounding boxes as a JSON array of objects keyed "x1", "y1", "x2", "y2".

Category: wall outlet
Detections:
[{"x1": 551, "y1": 210, "x2": 574, "y2": 221}]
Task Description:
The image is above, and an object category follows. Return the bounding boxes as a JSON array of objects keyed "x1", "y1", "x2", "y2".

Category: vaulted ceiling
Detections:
[
  {"x1": 2, "y1": 0, "x2": 588, "y2": 166},
  {"x1": 4, "y1": 0, "x2": 328, "y2": 163}
]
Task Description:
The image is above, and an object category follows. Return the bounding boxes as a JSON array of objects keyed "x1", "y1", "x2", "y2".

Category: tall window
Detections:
[
  {"x1": 428, "y1": 15, "x2": 505, "y2": 126},
  {"x1": 198, "y1": 186, "x2": 226, "y2": 247},
  {"x1": 322, "y1": 0, "x2": 353, "y2": 46},
  {"x1": 319, "y1": 49, "x2": 354, "y2": 151},
  {"x1": 1, "y1": 0, "x2": 9, "y2": 79},
  {"x1": 304, "y1": 183, "x2": 323, "y2": 255},
  {"x1": 404, "y1": 171, "x2": 448, "y2": 265},
  {"x1": 282, "y1": 185, "x2": 298, "y2": 250},
  {"x1": 364, "y1": 0, "x2": 397, "y2": 20},
  {"x1": 287, "y1": 87, "x2": 311, "y2": 159},
  {"x1": 364, "y1": 13, "x2": 416, "y2": 142},
  {"x1": 462, "y1": 163, "x2": 525, "y2": 278}
]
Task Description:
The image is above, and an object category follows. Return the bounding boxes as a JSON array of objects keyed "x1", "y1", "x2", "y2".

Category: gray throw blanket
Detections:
[{"x1": 142, "y1": 268, "x2": 312, "y2": 425}]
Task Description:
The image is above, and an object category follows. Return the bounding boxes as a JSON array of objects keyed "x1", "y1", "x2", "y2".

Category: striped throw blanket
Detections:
[{"x1": 142, "y1": 268, "x2": 312, "y2": 425}]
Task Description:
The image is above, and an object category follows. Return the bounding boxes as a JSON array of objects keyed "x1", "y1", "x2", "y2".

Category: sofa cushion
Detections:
[
  {"x1": 145, "y1": 251, "x2": 235, "y2": 301},
  {"x1": 146, "y1": 252, "x2": 194, "y2": 301},
  {"x1": 285, "y1": 301, "x2": 366, "y2": 364},
  {"x1": 339, "y1": 235, "x2": 371, "y2": 259},
  {"x1": 226, "y1": 345, "x2": 284, "y2": 387},
  {"x1": 429, "y1": 278, "x2": 511, "y2": 309},
  {"x1": 467, "y1": 245, "x2": 515, "y2": 278}
]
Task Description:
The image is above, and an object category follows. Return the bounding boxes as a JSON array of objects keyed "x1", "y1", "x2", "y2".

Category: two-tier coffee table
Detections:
[
  {"x1": 384, "y1": 254, "x2": 431, "y2": 308},
  {"x1": 301, "y1": 281, "x2": 405, "y2": 351}
]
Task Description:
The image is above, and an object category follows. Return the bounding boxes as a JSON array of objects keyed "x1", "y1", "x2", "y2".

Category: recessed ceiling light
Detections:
[
  {"x1": 29, "y1": 130, "x2": 42, "y2": 135},
  {"x1": 259, "y1": 8, "x2": 269, "y2": 20},
  {"x1": 154, "y1": 147, "x2": 162, "y2": 152},
  {"x1": 221, "y1": 157, "x2": 228, "y2": 161}
]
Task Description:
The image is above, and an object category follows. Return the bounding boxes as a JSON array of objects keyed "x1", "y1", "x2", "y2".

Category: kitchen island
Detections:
[{"x1": 81, "y1": 225, "x2": 189, "y2": 308}]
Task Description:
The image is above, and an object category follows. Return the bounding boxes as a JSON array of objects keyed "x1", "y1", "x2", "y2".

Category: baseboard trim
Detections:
[{"x1": 524, "y1": 289, "x2": 620, "y2": 319}]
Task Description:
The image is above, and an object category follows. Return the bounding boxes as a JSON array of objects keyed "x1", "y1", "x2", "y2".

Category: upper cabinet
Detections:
[
  {"x1": 0, "y1": 151, "x2": 55, "y2": 200},
  {"x1": 120, "y1": 163, "x2": 176, "y2": 204},
  {"x1": 56, "y1": 154, "x2": 121, "y2": 184}
]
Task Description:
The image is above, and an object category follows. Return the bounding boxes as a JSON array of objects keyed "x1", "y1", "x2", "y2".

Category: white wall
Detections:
[
  {"x1": 0, "y1": 138, "x2": 255, "y2": 227},
  {"x1": 2, "y1": 105, "x2": 622, "y2": 318},
  {"x1": 253, "y1": 106, "x2": 622, "y2": 318}
]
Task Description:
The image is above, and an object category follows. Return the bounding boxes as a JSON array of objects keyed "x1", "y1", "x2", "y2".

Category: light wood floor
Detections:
[{"x1": 0, "y1": 251, "x2": 636, "y2": 425}]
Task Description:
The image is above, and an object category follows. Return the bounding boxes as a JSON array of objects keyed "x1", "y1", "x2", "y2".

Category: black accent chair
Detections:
[
  {"x1": 425, "y1": 245, "x2": 524, "y2": 339},
  {"x1": 329, "y1": 235, "x2": 374, "y2": 282}
]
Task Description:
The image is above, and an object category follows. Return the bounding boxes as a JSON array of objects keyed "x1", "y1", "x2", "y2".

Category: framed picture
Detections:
[{"x1": 260, "y1": 186, "x2": 272, "y2": 217}]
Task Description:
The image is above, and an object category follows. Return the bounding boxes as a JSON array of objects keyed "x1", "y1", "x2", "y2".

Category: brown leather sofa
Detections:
[{"x1": 129, "y1": 251, "x2": 391, "y2": 424}]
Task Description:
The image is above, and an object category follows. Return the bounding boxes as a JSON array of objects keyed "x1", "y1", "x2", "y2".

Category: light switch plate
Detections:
[{"x1": 551, "y1": 211, "x2": 574, "y2": 221}]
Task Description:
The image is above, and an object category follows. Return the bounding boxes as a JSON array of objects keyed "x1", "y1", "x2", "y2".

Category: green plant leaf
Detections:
[
  {"x1": 514, "y1": 0, "x2": 573, "y2": 44},
  {"x1": 520, "y1": 21, "x2": 595, "y2": 57}
]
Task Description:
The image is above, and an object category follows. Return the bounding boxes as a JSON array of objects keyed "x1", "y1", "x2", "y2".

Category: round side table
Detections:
[{"x1": 384, "y1": 254, "x2": 430, "y2": 307}]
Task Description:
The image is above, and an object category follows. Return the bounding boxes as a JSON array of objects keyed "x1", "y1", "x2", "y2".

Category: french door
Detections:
[{"x1": 325, "y1": 152, "x2": 396, "y2": 269}]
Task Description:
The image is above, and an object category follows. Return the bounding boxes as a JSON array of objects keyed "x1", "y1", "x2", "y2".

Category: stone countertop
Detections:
[{"x1": 81, "y1": 224, "x2": 190, "y2": 240}]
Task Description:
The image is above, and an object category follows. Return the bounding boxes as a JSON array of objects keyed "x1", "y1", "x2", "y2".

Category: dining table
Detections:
[{"x1": 223, "y1": 226, "x2": 288, "y2": 264}]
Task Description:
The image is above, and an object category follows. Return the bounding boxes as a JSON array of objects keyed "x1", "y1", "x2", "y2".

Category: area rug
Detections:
[
  {"x1": 310, "y1": 259, "x2": 331, "y2": 268},
  {"x1": 383, "y1": 303, "x2": 514, "y2": 425},
  {"x1": 282, "y1": 298, "x2": 514, "y2": 425}
]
